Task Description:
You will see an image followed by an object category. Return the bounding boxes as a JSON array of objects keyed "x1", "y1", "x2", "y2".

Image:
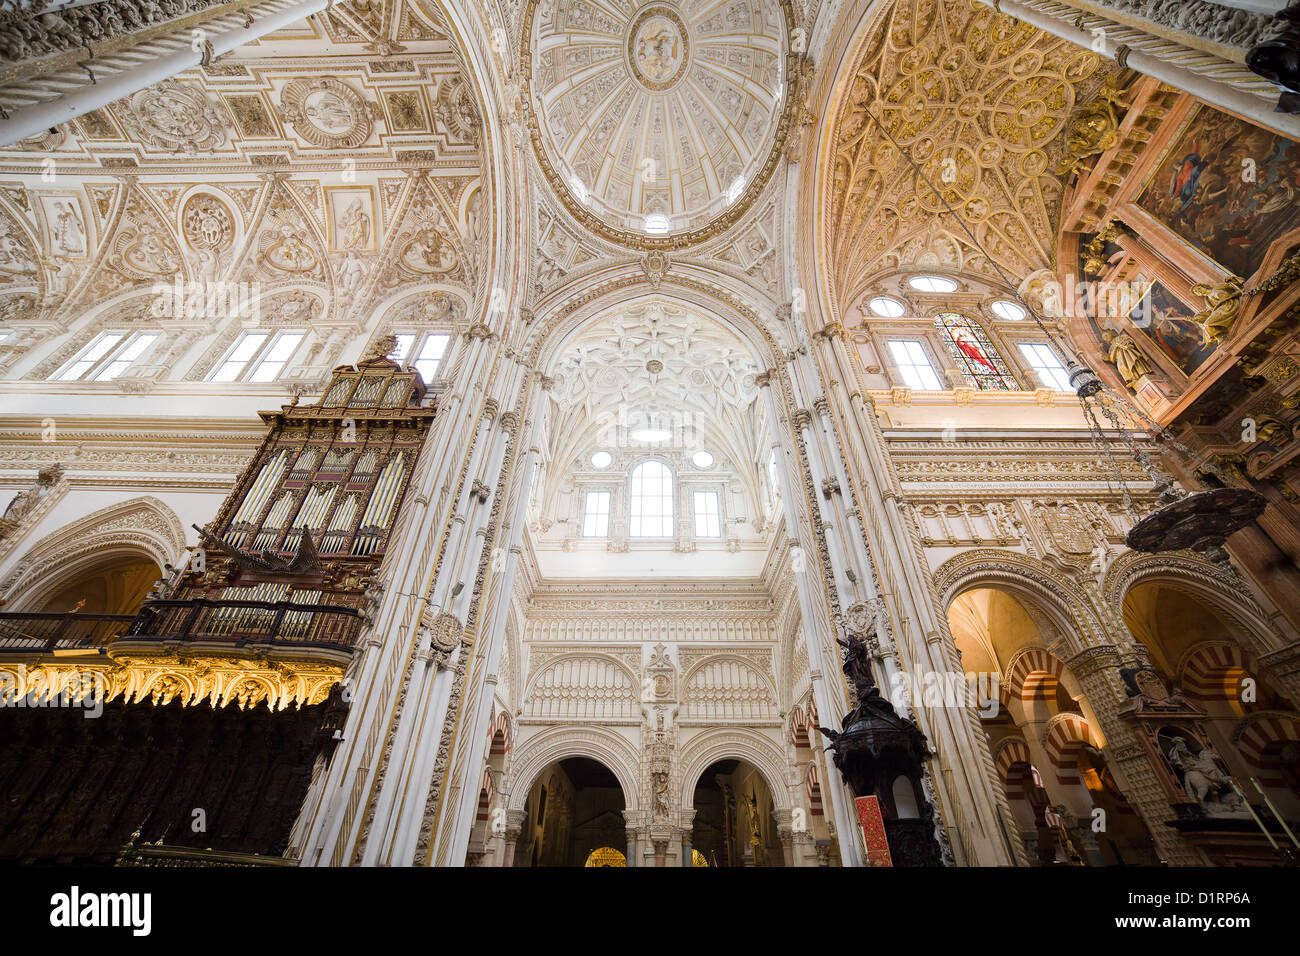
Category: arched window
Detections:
[
  {"x1": 933, "y1": 313, "x2": 1018, "y2": 390},
  {"x1": 629, "y1": 460, "x2": 673, "y2": 537}
]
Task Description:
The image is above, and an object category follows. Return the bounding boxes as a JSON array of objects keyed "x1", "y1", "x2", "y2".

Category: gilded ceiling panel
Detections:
[{"x1": 827, "y1": 0, "x2": 1117, "y2": 304}]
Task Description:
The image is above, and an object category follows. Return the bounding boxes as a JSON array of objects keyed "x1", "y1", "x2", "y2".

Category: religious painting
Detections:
[
  {"x1": 324, "y1": 186, "x2": 376, "y2": 253},
  {"x1": 1127, "y1": 281, "x2": 1215, "y2": 377},
  {"x1": 933, "y1": 312, "x2": 1019, "y2": 390},
  {"x1": 1136, "y1": 105, "x2": 1300, "y2": 280},
  {"x1": 37, "y1": 194, "x2": 89, "y2": 260}
]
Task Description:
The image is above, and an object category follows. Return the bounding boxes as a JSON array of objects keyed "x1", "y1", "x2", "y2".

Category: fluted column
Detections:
[{"x1": 802, "y1": 319, "x2": 1017, "y2": 866}]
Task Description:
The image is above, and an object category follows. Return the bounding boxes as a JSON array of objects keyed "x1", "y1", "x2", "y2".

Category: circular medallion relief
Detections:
[
  {"x1": 280, "y1": 78, "x2": 373, "y2": 148},
  {"x1": 523, "y1": 0, "x2": 793, "y2": 249},
  {"x1": 181, "y1": 193, "x2": 235, "y2": 251},
  {"x1": 627, "y1": 6, "x2": 690, "y2": 91}
]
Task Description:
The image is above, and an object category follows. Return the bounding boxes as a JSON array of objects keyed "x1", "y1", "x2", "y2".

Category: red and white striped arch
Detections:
[
  {"x1": 475, "y1": 767, "x2": 494, "y2": 825},
  {"x1": 994, "y1": 737, "x2": 1034, "y2": 799},
  {"x1": 1043, "y1": 713, "x2": 1095, "y2": 785},
  {"x1": 1234, "y1": 712, "x2": 1300, "y2": 787},
  {"x1": 1004, "y1": 647, "x2": 1064, "y2": 703},
  {"x1": 805, "y1": 760, "x2": 824, "y2": 816},
  {"x1": 1180, "y1": 642, "x2": 1253, "y2": 703},
  {"x1": 790, "y1": 705, "x2": 812, "y2": 748},
  {"x1": 487, "y1": 710, "x2": 511, "y2": 757}
]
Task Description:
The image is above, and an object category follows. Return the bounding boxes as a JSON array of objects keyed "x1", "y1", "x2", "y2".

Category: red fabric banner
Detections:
[{"x1": 855, "y1": 795, "x2": 893, "y2": 867}]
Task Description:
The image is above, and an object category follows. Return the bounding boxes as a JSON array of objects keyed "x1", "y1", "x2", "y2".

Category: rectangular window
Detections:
[
  {"x1": 693, "y1": 491, "x2": 721, "y2": 538},
  {"x1": 582, "y1": 490, "x2": 611, "y2": 537},
  {"x1": 630, "y1": 461, "x2": 674, "y2": 537},
  {"x1": 887, "y1": 340, "x2": 943, "y2": 391},
  {"x1": 1018, "y1": 342, "x2": 1071, "y2": 392},
  {"x1": 249, "y1": 331, "x2": 303, "y2": 382},
  {"x1": 211, "y1": 330, "x2": 304, "y2": 383},
  {"x1": 55, "y1": 331, "x2": 159, "y2": 382},
  {"x1": 392, "y1": 331, "x2": 451, "y2": 382},
  {"x1": 93, "y1": 333, "x2": 158, "y2": 381}
]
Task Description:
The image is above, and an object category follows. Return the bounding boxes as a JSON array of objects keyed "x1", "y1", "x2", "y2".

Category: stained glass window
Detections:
[{"x1": 933, "y1": 313, "x2": 1019, "y2": 390}]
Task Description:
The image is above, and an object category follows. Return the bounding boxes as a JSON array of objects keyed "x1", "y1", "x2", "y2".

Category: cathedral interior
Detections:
[{"x1": 1, "y1": 0, "x2": 1300, "y2": 873}]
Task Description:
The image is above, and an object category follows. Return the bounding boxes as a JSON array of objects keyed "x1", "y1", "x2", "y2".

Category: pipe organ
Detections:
[{"x1": 0, "y1": 342, "x2": 438, "y2": 863}]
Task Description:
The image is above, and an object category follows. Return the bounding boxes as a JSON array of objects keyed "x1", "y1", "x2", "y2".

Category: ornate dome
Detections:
[{"x1": 523, "y1": 0, "x2": 792, "y2": 248}]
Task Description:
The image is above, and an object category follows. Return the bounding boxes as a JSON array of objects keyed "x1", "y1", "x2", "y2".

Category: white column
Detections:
[
  {"x1": 0, "y1": 0, "x2": 328, "y2": 146},
  {"x1": 980, "y1": 0, "x2": 1300, "y2": 140}
]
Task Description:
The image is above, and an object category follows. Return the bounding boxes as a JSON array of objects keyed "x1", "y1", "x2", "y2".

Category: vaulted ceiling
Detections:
[
  {"x1": 523, "y1": 0, "x2": 790, "y2": 245},
  {"x1": 825, "y1": 0, "x2": 1118, "y2": 307},
  {"x1": 0, "y1": 0, "x2": 486, "y2": 376},
  {"x1": 538, "y1": 299, "x2": 770, "y2": 516}
]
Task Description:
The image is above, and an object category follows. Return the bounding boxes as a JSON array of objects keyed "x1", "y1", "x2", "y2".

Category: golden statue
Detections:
[
  {"x1": 1102, "y1": 330, "x2": 1154, "y2": 390},
  {"x1": 747, "y1": 791, "x2": 765, "y2": 866},
  {"x1": 365, "y1": 333, "x2": 399, "y2": 361},
  {"x1": 1057, "y1": 79, "x2": 1129, "y2": 178},
  {"x1": 1254, "y1": 414, "x2": 1292, "y2": 447},
  {"x1": 1191, "y1": 275, "x2": 1245, "y2": 345},
  {"x1": 1081, "y1": 220, "x2": 1125, "y2": 278}
]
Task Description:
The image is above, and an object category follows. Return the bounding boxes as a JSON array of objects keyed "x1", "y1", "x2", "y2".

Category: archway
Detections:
[
  {"x1": 36, "y1": 552, "x2": 160, "y2": 615},
  {"x1": 690, "y1": 758, "x2": 785, "y2": 867},
  {"x1": 948, "y1": 584, "x2": 1158, "y2": 866},
  {"x1": 1123, "y1": 580, "x2": 1300, "y2": 819},
  {"x1": 514, "y1": 757, "x2": 626, "y2": 867}
]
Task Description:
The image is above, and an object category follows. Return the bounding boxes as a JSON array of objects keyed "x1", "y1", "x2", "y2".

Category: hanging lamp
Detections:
[{"x1": 861, "y1": 110, "x2": 1267, "y2": 573}]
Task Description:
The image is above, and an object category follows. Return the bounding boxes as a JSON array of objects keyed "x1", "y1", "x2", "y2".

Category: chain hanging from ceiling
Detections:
[{"x1": 860, "y1": 108, "x2": 1267, "y2": 573}]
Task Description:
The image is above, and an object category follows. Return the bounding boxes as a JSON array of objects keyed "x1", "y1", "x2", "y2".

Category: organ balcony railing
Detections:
[{"x1": 0, "y1": 596, "x2": 364, "y2": 656}]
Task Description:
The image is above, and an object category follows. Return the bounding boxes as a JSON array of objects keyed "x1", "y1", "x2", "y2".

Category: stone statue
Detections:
[
  {"x1": 652, "y1": 768, "x2": 670, "y2": 818},
  {"x1": 1102, "y1": 330, "x2": 1154, "y2": 390},
  {"x1": 1190, "y1": 275, "x2": 1245, "y2": 345},
  {"x1": 1166, "y1": 738, "x2": 1249, "y2": 818}
]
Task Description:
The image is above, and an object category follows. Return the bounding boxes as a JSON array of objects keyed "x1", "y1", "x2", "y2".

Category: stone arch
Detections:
[
  {"x1": 1003, "y1": 646, "x2": 1066, "y2": 704},
  {"x1": 678, "y1": 728, "x2": 792, "y2": 812},
  {"x1": 933, "y1": 548, "x2": 1105, "y2": 658},
  {"x1": 1232, "y1": 711, "x2": 1300, "y2": 786},
  {"x1": 1042, "y1": 713, "x2": 1099, "y2": 784},
  {"x1": 1178, "y1": 641, "x2": 1255, "y2": 703},
  {"x1": 526, "y1": 277, "x2": 784, "y2": 380},
  {"x1": 505, "y1": 725, "x2": 641, "y2": 813},
  {"x1": 1103, "y1": 550, "x2": 1283, "y2": 657},
  {"x1": 993, "y1": 737, "x2": 1034, "y2": 795},
  {"x1": 680, "y1": 653, "x2": 780, "y2": 723},
  {"x1": 0, "y1": 496, "x2": 186, "y2": 611}
]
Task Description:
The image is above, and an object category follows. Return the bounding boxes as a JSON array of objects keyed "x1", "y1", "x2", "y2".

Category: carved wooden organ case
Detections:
[{"x1": 141, "y1": 355, "x2": 436, "y2": 653}]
